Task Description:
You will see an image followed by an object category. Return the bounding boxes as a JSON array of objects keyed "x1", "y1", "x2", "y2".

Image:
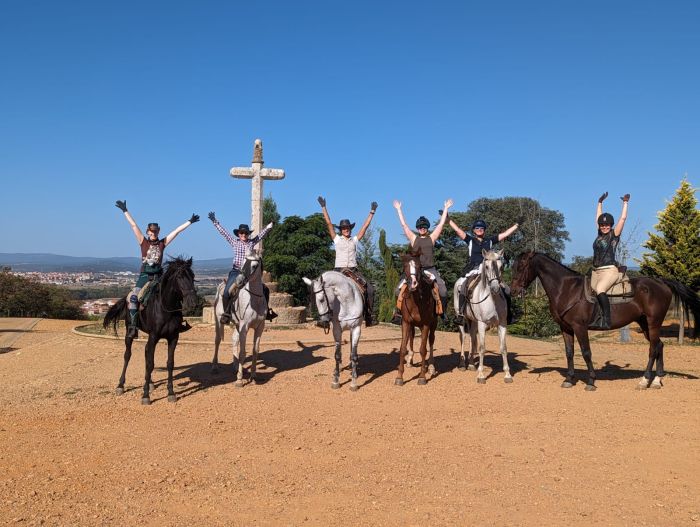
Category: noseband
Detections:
[{"x1": 312, "y1": 276, "x2": 333, "y2": 318}]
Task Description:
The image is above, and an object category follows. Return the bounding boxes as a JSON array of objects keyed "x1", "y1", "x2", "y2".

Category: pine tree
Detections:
[{"x1": 638, "y1": 178, "x2": 700, "y2": 291}]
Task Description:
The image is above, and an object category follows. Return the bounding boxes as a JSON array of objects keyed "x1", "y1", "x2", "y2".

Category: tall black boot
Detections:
[
  {"x1": 220, "y1": 295, "x2": 233, "y2": 324},
  {"x1": 503, "y1": 288, "x2": 515, "y2": 324},
  {"x1": 456, "y1": 293, "x2": 466, "y2": 323},
  {"x1": 126, "y1": 308, "x2": 139, "y2": 339},
  {"x1": 263, "y1": 285, "x2": 278, "y2": 321},
  {"x1": 597, "y1": 293, "x2": 611, "y2": 329}
]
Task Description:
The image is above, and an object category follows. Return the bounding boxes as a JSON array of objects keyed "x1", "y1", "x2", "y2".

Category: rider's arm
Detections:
[
  {"x1": 318, "y1": 196, "x2": 336, "y2": 239},
  {"x1": 164, "y1": 220, "x2": 192, "y2": 247},
  {"x1": 356, "y1": 202, "x2": 377, "y2": 241},
  {"x1": 614, "y1": 195, "x2": 629, "y2": 237},
  {"x1": 250, "y1": 222, "x2": 274, "y2": 245},
  {"x1": 596, "y1": 191, "x2": 607, "y2": 228},
  {"x1": 123, "y1": 211, "x2": 145, "y2": 245},
  {"x1": 212, "y1": 220, "x2": 237, "y2": 248},
  {"x1": 430, "y1": 199, "x2": 453, "y2": 242},
  {"x1": 393, "y1": 200, "x2": 416, "y2": 244},
  {"x1": 448, "y1": 218, "x2": 467, "y2": 240},
  {"x1": 497, "y1": 223, "x2": 519, "y2": 242}
]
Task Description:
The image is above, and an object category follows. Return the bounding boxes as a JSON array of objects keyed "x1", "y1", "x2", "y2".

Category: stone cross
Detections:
[{"x1": 230, "y1": 139, "x2": 285, "y2": 251}]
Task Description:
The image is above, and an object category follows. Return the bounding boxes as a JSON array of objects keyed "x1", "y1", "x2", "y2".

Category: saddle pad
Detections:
[
  {"x1": 137, "y1": 279, "x2": 158, "y2": 306},
  {"x1": 584, "y1": 273, "x2": 634, "y2": 304}
]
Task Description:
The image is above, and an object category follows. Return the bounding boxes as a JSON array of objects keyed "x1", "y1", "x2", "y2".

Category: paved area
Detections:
[{"x1": 0, "y1": 317, "x2": 40, "y2": 352}]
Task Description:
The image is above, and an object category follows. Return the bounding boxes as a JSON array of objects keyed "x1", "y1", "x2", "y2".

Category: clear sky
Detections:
[{"x1": 1, "y1": 0, "x2": 698, "y2": 262}]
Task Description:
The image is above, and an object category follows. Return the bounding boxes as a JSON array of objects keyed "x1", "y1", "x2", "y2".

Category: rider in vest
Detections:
[
  {"x1": 318, "y1": 196, "x2": 378, "y2": 327},
  {"x1": 208, "y1": 212, "x2": 277, "y2": 324},
  {"x1": 392, "y1": 199, "x2": 453, "y2": 322},
  {"x1": 449, "y1": 216, "x2": 519, "y2": 324},
  {"x1": 591, "y1": 191, "x2": 629, "y2": 329},
  {"x1": 115, "y1": 200, "x2": 199, "y2": 339}
]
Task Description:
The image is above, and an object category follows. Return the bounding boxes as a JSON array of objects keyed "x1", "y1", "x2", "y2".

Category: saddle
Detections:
[
  {"x1": 462, "y1": 274, "x2": 481, "y2": 299},
  {"x1": 137, "y1": 277, "x2": 160, "y2": 309},
  {"x1": 339, "y1": 268, "x2": 366, "y2": 296},
  {"x1": 584, "y1": 269, "x2": 634, "y2": 305},
  {"x1": 397, "y1": 273, "x2": 442, "y2": 316}
]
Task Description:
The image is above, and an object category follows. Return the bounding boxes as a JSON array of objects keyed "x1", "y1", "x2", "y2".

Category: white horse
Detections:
[
  {"x1": 303, "y1": 271, "x2": 364, "y2": 391},
  {"x1": 212, "y1": 254, "x2": 267, "y2": 387},
  {"x1": 455, "y1": 249, "x2": 512, "y2": 384}
]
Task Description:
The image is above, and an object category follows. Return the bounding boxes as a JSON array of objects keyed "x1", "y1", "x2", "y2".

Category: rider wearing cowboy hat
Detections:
[
  {"x1": 318, "y1": 196, "x2": 378, "y2": 327},
  {"x1": 115, "y1": 199, "x2": 199, "y2": 339},
  {"x1": 591, "y1": 191, "x2": 629, "y2": 329},
  {"x1": 448, "y1": 215, "x2": 519, "y2": 324},
  {"x1": 392, "y1": 199, "x2": 453, "y2": 321},
  {"x1": 208, "y1": 212, "x2": 277, "y2": 324}
]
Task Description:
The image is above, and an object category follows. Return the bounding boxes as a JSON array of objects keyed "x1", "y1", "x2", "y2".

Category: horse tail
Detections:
[
  {"x1": 103, "y1": 297, "x2": 128, "y2": 335},
  {"x1": 660, "y1": 279, "x2": 700, "y2": 339}
]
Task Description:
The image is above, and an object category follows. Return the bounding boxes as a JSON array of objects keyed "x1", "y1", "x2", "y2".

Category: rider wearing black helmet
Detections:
[{"x1": 591, "y1": 192, "x2": 630, "y2": 329}]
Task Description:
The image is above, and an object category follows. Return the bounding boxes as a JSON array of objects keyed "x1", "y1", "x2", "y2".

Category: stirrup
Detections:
[
  {"x1": 266, "y1": 309, "x2": 278, "y2": 321},
  {"x1": 390, "y1": 311, "x2": 402, "y2": 325},
  {"x1": 220, "y1": 312, "x2": 232, "y2": 324}
]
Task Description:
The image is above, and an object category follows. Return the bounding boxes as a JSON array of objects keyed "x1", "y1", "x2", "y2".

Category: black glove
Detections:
[
  {"x1": 208, "y1": 212, "x2": 217, "y2": 223},
  {"x1": 620, "y1": 193, "x2": 630, "y2": 202},
  {"x1": 598, "y1": 191, "x2": 608, "y2": 203},
  {"x1": 317, "y1": 196, "x2": 326, "y2": 207},
  {"x1": 370, "y1": 201, "x2": 378, "y2": 212},
  {"x1": 115, "y1": 200, "x2": 127, "y2": 212},
  {"x1": 189, "y1": 214, "x2": 200, "y2": 224}
]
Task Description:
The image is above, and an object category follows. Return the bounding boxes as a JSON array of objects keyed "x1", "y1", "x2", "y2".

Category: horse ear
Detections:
[
  {"x1": 187, "y1": 257, "x2": 193, "y2": 267},
  {"x1": 302, "y1": 277, "x2": 312, "y2": 286},
  {"x1": 482, "y1": 249, "x2": 488, "y2": 258}
]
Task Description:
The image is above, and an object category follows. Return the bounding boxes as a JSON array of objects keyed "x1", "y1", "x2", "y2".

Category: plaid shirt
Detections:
[{"x1": 213, "y1": 221, "x2": 272, "y2": 270}]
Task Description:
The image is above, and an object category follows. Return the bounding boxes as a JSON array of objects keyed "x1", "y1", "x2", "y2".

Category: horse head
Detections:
[
  {"x1": 302, "y1": 275, "x2": 332, "y2": 328},
  {"x1": 401, "y1": 250, "x2": 422, "y2": 291},
  {"x1": 482, "y1": 249, "x2": 504, "y2": 295},
  {"x1": 510, "y1": 251, "x2": 537, "y2": 297},
  {"x1": 163, "y1": 256, "x2": 197, "y2": 311},
  {"x1": 238, "y1": 253, "x2": 263, "y2": 288}
]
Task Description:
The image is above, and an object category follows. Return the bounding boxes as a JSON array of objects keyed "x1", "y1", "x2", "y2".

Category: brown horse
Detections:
[
  {"x1": 395, "y1": 251, "x2": 437, "y2": 386},
  {"x1": 510, "y1": 251, "x2": 700, "y2": 390}
]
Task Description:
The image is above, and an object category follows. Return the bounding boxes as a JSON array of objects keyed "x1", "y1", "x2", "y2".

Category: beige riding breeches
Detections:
[{"x1": 591, "y1": 265, "x2": 618, "y2": 294}]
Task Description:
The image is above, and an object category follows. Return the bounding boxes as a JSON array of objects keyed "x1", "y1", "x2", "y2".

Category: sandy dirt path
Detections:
[{"x1": 0, "y1": 319, "x2": 699, "y2": 526}]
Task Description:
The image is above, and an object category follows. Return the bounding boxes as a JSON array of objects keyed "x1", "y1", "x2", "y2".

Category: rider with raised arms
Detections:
[
  {"x1": 318, "y1": 196, "x2": 378, "y2": 327},
  {"x1": 392, "y1": 199, "x2": 453, "y2": 321},
  {"x1": 115, "y1": 200, "x2": 199, "y2": 339},
  {"x1": 591, "y1": 191, "x2": 629, "y2": 329}
]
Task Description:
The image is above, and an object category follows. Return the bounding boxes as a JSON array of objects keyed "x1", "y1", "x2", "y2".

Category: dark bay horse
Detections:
[
  {"x1": 104, "y1": 257, "x2": 197, "y2": 404},
  {"x1": 511, "y1": 251, "x2": 700, "y2": 390},
  {"x1": 395, "y1": 252, "x2": 437, "y2": 386}
]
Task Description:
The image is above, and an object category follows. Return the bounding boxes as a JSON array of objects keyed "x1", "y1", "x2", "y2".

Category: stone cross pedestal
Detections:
[{"x1": 230, "y1": 139, "x2": 285, "y2": 252}]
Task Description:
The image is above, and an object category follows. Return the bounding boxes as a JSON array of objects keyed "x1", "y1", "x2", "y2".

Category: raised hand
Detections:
[
  {"x1": 393, "y1": 200, "x2": 402, "y2": 210},
  {"x1": 189, "y1": 214, "x2": 200, "y2": 224},
  {"x1": 370, "y1": 201, "x2": 378, "y2": 212},
  {"x1": 598, "y1": 191, "x2": 608, "y2": 203},
  {"x1": 444, "y1": 198, "x2": 454, "y2": 210},
  {"x1": 620, "y1": 193, "x2": 630, "y2": 202},
  {"x1": 265, "y1": 222, "x2": 274, "y2": 230},
  {"x1": 317, "y1": 196, "x2": 326, "y2": 207},
  {"x1": 115, "y1": 200, "x2": 127, "y2": 212},
  {"x1": 208, "y1": 212, "x2": 217, "y2": 223}
]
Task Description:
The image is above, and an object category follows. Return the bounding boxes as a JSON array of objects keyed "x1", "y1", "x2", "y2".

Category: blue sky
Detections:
[{"x1": 1, "y1": 0, "x2": 697, "y2": 263}]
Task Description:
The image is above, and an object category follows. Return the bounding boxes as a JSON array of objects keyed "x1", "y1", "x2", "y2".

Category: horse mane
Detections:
[
  {"x1": 163, "y1": 256, "x2": 194, "y2": 280},
  {"x1": 527, "y1": 251, "x2": 581, "y2": 277}
]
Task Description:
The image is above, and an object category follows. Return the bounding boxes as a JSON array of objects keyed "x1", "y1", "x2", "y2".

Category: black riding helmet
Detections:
[
  {"x1": 597, "y1": 213, "x2": 614, "y2": 226},
  {"x1": 415, "y1": 216, "x2": 430, "y2": 229}
]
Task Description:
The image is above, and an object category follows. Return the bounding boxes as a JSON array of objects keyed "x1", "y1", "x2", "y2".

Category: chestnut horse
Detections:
[
  {"x1": 511, "y1": 251, "x2": 700, "y2": 390},
  {"x1": 395, "y1": 251, "x2": 437, "y2": 386}
]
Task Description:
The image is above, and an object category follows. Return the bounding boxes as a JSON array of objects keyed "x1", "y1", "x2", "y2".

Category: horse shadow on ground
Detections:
[
  {"x1": 148, "y1": 342, "x2": 328, "y2": 401},
  {"x1": 529, "y1": 360, "x2": 699, "y2": 384},
  {"x1": 444, "y1": 348, "x2": 531, "y2": 381},
  {"x1": 0, "y1": 347, "x2": 19, "y2": 355}
]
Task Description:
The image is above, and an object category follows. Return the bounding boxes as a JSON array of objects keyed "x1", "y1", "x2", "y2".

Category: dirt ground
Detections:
[{"x1": 1, "y1": 318, "x2": 699, "y2": 526}]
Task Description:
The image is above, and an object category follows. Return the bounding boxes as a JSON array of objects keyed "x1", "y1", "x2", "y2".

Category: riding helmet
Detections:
[
  {"x1": 415, "y1": 216, "x2": 430, "y2": 229},
  {"x1": 597, "y1": 213, "x2": 614, "y2": 226},
  {"x1": 472, "y1": 219, "x2": 487, "y2": 229}
]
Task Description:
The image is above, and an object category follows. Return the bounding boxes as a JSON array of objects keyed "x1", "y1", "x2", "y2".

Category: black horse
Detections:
[
  {"x1": 511, "y1": 251, "x2": 700, "y2": 390},
  {"x1": 104, "y1": 257, "x2": 197, "y2": 404}
]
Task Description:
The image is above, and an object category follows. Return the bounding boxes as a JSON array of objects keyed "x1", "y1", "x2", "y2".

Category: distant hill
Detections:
[{"x1": 0, "y1": 253, "x2": 232, "y2": 273}]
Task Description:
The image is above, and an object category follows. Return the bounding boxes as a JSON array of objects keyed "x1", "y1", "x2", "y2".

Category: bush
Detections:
[{"x1": 508, "y1": 295, "x2": 560, "y2": 338}]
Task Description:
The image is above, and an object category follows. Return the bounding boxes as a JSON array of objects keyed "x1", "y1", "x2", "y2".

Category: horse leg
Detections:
[
  {"x1": 349, "y1": 325, "x2": 361, "y2": 391},
  {"x1": 395, "y1": 321, "x2": 410, "y2": 386},
  {"x1": 427, "y1": 325, "x2": 436, "y2": 377},
  {"x1": 166, "y1": 335, "x2": 179, "y2": 402},
  {"x1": 407, "y1": 326, "x2": 415, "y2": 367},
  {"x1": 417, "y1": 324, "x2": 430, "y2": 385},
  {"x1": 331, "y1": 323, "x2": 342, "y2": 389},
  {"x1": 574, "y1": 328, "x2": 597, "y2": 391},
  {"x1": 651, "y1": 340, "x2": 665, "y2": 389},
  {"x1": 211, "y1": 313, "x2": 224, "y2": 374},
  {"x1": 141, "y1": 335, "x2": 158, "y2": 405},
  {"x1": 250, "y1": 325, "x2": 262, "y2": 384},
  {"x1": 476, "y1": 321, "x2": 487, "y2": 384},
  {"x1": 468, "y1": 321, "x2": 478, "y2": 371},
  {"x1": 234, "y1": 327, "x2": 247, "y2": 387},
  {"x1": 561, "y1": 329, "x2": 576, "y2": 388},
  {"x1": 116, "y1": 335, "x2": 134, "y2": 395},
  {"x1": 499, "y1": 324, "x2": 512, "y2": 383},
  {"x1": 457, "y1": 324, "x2": 467, "y2": 371}
]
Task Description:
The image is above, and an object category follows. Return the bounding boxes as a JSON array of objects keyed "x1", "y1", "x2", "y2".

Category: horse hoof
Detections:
[
  {"x1": 651, "y1": 380, "x2": 663, "y2": 390},
  {"x1": 141, "y1": 398, "x2": 151, "y2": 405},
  {"x1": 234, "y1": 381, "x2": 244, "y2": 389},
  {"x1": 350, "y1": 384, "x2": 359, "y2": 392},
  {"x1": 561, "y1": 381, "x2": 574, "y2": 389},
  {"x1": 585, "y1": 384, "x2": 597, "y2": 392},
  {"x1": 331, "y1": 382, "x2": 340, "y2": 390},
  {"x1": 504, "y1": 377, "x2": 513, "y2": 384},
  {"x1": 168, "y1": 395, "x2": 177, "y2": 403},
  {"x1": 394, "y1": 378, "x2": 404, "y2": 387},
  {"x1": 115, "y1": 387, "x2": 124, "y2": 396},
  {"x1": 417, "y1": 378, "x2": 427, "y2": 386},
  {"x1": 476, "y1": 378, "x2": 486, "y2": 384},
  {"x1": 468, "y1": 364, "x2": 477, "y2": 372},
  {"x1": 636, "y1": 383, "x2": 648, "y2": 391}
]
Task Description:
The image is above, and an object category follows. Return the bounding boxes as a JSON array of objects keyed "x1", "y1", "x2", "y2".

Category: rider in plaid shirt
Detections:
[{"x1": 208, "y1": 212, "x2": 276, "y2": 324}]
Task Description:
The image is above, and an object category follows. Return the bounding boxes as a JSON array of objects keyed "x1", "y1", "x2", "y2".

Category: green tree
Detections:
[
  {"x1": 569, "y1": 255, "x2": 594, "y2": 275},
  {"x1": 263, "y1": 194, "x2": 281, "y2": 225},
  {"x1": 377, "y1": 229, "x2": 403, "y2": 322},
  {"x1": 637, "y1": 178, "x2": 700, "y2": 290},
  {"x1": 0, "y1": 271, "x2": 84, "y2": 319},
  {"x1": 357, "y1": 227, "x2": 383, "y2": 322}
]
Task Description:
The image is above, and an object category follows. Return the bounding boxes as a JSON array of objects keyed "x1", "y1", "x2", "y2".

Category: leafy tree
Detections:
[
  {"x1": 377, "y1": 229, "x2": 403, "y2": 322},
  {"x1": 263, "y1": 213, "x2": 334, "y2": 306},
  {"x1": 0, "y1": 271, "x2": 84, "y2": 319},
  {"x1": 509, "y1": 295, "x2": 560, "y2": 338},
  {"x1": 569, "y1": 255, "x2": 594, "y2": 275},
  {"x1": 263, "y1": 194, "x2": 281, "y2": 225},
  {"x1": 357, "y1": 227, "x2": 383, "y2": 322},
  {"x1": 637, "y1": 178, "x2": 700, "y2": 290}
]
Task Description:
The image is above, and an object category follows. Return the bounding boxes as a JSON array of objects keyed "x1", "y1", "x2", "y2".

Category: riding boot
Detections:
[
  {"x1": 597, "y1": 293, "x2": 611, "y2": 329},
  {"x1": 364, "y1": 284, "x2": 375, "y2": 327},
  {"x1": 440, "y1": 297, "x2": 447, "y2": 321},
  {"x1": 262, "y1": 285, "x2": 278, "y2": 321},
  {"x1": 126, "y1": 309, "x2": 139, "y2": 339},
  {"x1": 503, "y1": 287, "x2": 515, "y2": 324},
  {"x1": 220, "y1": 295, "x2": 234, "y2": 324},
  {"x1": 456, "y1": 293, "x2": 466, "y2": 323},
  {"x1": 390, "y1": 307, "x2": 402, "y2": 325}
]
